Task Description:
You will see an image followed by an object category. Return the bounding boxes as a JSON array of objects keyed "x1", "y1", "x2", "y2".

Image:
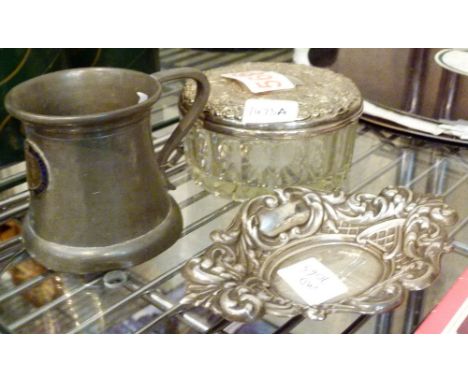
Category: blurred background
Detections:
[{"x1": 2, "y1": 48, "x2": 468, "y2": 167}]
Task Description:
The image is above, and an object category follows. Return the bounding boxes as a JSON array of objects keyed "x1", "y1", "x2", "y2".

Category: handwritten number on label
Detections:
[
  {"x1": 255, "y1": 80, "x2": 282, "y2": 89},
  {"x1": 277, "y1": 258, "x2": 348, "y2": 305},
  {"x1": 238, "y1": 73, "x2": 282, "y2": 90},
  {"x1": 242, "y1": 99, "x2": 299, "y2": 124},
  {"x1": 299, "y1": 267, "x2": 331, "y2": 290},
  {"x1": 222, "y1": 70, "x2": 295, "y2": 94}
]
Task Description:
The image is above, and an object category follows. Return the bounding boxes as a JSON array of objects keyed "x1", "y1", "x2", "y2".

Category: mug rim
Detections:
[{"x1": 4, "y1": 67, "x2": 162, "y2": 126}]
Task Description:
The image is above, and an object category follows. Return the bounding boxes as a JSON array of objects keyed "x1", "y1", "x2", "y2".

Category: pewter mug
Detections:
[{"x1": 5, "y1": 67, "x2": 210, "y2": 274}]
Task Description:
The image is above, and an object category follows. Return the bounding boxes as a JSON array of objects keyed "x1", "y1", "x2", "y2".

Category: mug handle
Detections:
[{"x1": 151, "y1": 68, "x2": 210, "y2": 189}]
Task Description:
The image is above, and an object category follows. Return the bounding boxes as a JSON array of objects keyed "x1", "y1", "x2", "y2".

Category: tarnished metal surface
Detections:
[
  {"x1": 180, "y1": 61, "x2": 363, "y2": 137},
  {"x1": 0, "y1": 49, "x2": 467, "y2": 334},
  {"x1": 4, "y1": 67, "x2": 210, "y2": 274},
  {"x1": 182, "y1": 186, "x2": 457, "y2": 322}
]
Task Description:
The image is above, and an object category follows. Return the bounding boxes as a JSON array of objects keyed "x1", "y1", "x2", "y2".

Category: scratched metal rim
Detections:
[
  {"x1": 5, "y1": 67, "x2": 162, "y2": 127},
  {"x1": 181, "y1": 186, "x2": 458, "y2": 323}
]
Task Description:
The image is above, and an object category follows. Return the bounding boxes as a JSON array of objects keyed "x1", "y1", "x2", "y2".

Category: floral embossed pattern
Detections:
[
  {"x1": 181, "y1": 186, "x2": 458, "y2": 322},
  {"x1": 180, "y1": 62, "x2": 362, "y2": 127},
  {"x1": 180, "y1": 62, "x2": 363, "y2": 200}
]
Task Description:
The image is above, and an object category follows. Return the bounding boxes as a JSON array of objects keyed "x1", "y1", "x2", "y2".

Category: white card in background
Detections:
[
  {"x1": 277, "y1": 258, "x2": 348, "y2": 305},
  {"x1": 222, "y1": 71, "x2": 295, "y2": 93},
  {"x1": 242, "y1": 99, "x2": 299, "y2": 124},
  {"x1": 435, "y1": 49, "x2": 468, "y2": 76}
]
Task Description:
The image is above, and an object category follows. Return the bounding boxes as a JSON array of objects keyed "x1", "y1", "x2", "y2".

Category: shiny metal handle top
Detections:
[{"x1": 152, "y1": 68, "x2": 210, "y2": 189}]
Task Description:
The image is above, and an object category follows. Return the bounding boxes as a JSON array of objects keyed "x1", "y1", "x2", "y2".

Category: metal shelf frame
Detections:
[{"x1": 0, "y1": 48, "x2": 467, "y2": 334}]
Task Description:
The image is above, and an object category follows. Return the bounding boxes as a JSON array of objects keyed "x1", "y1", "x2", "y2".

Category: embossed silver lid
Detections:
[{"x1": 180, "y1": 62, "x2": 363, "y2": 138}]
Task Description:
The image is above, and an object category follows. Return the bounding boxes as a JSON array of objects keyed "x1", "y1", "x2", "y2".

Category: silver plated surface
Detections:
[
  {"x1": 362, "y1": 103, "x2": 468, "y2": 147},
  {"x1": 182, "y1": 186, "x2": 458, "y2": 322},
  {"x1": 180, "y1": 62, "x2": 363, "y2": 137}
]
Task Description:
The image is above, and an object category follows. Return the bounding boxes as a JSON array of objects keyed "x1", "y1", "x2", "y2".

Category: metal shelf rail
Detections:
[{"x1": 0, "y1": 49, "x2": 467, "y2": 334}]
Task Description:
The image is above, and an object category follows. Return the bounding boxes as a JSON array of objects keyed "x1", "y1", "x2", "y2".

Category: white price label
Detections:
[
  {"x1": 222, "y1": 70, "x2": 295, "y2": 93},
  {"x1": 137, "y1": 92, "x2": 148, "y2": 104},
  {"x1": 277, "y1": 258, "x2": 348, "y2": 305},
  {"x1": 242, "y1": 99, "x2": 299, "y2": 124}
]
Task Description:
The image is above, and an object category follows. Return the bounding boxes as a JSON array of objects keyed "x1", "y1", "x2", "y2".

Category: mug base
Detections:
[{"x1": 22, "y1": 196, "x2": 183, "y2": 274}]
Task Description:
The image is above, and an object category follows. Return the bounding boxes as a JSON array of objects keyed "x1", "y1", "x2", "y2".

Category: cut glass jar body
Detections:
[
  {"x1": 184, "y1": 119, "x2": 359, "y2": 200},
  {"x1": 180, "y1": 62, "x2": 363, "y2": 200}
]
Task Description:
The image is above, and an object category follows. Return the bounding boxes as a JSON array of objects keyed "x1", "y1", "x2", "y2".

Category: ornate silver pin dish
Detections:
[{"x1": 181, "y1": 186, "x2": 458, "y2": 322}]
